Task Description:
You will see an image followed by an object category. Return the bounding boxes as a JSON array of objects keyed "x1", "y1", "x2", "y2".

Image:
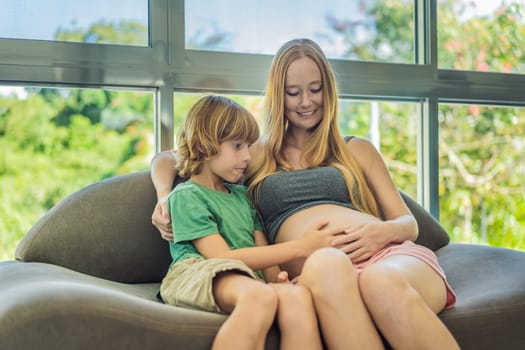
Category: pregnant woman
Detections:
[{"x1": 151, "y1": 38, "x2": 459, "y2": 350}]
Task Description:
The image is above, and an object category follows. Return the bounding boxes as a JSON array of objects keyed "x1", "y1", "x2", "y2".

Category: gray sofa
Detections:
[{"x1": 1, "y1": 170, "x2": 524, "y2": 350}]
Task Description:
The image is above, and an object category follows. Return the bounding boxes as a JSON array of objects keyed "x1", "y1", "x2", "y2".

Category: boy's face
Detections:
[{"x1": 208, "y1": 139, "x2": 253, "y2": 184}]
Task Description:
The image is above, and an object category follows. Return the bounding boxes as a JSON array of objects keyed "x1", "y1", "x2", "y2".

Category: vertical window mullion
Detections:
[
  {"x1": 415, "y1": 0, "x2": 440, "y2": 217},
  {"x1": 418, "y1": 98, "x2": 440, "y2": 219},
  {"x1": 155, "y1": 85, "x2": 175, "y2": 152}
]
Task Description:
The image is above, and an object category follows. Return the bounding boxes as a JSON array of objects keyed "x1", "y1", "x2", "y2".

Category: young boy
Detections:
[{"x1": 159, "y1": 95, "x2": 338, "y2": 350}]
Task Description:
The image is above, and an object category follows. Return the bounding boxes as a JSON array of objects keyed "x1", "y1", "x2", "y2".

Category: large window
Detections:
[{"x1": 1, "y1": 0, "x2": 525, "y2": 260}]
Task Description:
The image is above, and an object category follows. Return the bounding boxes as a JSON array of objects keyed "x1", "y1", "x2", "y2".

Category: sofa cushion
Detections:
[
  {"x1": 15, "y1": 171, "x2": 172, "y2": 283},
  {"x1": 0, "y1": 261, "x2": 239, "y2": 350}
]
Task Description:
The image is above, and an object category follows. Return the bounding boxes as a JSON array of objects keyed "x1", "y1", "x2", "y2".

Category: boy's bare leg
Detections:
[
  {"x1": 270, "y1": 283, "x2": 323, "y2": 350},
  {"x1": 212, "y1": 272, "x2": 278, "y2": 350}
]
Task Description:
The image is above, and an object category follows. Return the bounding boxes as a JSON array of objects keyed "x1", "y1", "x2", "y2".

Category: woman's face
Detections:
[{"x1": 284, "y1": 56, "x2": 323, "y2": 132}]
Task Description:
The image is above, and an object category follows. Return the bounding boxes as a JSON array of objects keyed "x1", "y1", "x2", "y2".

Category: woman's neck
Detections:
[
  {"x1": 283, "y1": 129, "x2": 312, "y2": 170},
  {"x1": 285, "y1": 128, "x2": 310, "y2": 147}
]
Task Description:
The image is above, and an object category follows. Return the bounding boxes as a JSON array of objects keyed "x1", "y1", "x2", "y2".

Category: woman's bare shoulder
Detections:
[
  {"x1": 153, "y1": 149, "x2": 177, "y2": 159},
  {"x1": 150, "y1": 149, "x2": 177, "y2": 168},
  {"x1": 344, "y1": 137, "x2": 377, "y2": 156}
]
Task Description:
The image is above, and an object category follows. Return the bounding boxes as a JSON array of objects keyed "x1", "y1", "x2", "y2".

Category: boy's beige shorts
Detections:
[{"x1": 160, "y1": 258, "x2": 262, "y2": 313}]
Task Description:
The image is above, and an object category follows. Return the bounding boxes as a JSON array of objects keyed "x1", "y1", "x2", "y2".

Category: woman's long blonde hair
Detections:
[
  {"x1": 177, "y1": 95, "x2": 259, "y2": 179},
  {"x1": 246, "y1": 38, "x2": 379, "y2": 217}
]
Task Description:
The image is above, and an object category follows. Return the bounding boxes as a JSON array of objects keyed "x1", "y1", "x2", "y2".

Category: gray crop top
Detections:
[{"x1": 257, "y1": 166, "x2": 354, "y2": 243}]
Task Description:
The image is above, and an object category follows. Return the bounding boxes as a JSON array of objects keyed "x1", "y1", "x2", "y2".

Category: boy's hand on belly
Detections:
[{"x1": 301, "y1": 220, "x2": 346, "y2": 256}]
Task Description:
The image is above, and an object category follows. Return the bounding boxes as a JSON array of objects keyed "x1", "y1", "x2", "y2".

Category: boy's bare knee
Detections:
[
  {"x1": 246, "y1": 283, "x2": 278, "y2": 308},
  {"x1": 276, "y1": 284, "x2": 312, "y2": 307},
  {"x1": 235, "y1": 283, "x2": 278, "y2": 326},
  {"x1": 274, "y1": 285, "x2": 317, "y2": 329}
]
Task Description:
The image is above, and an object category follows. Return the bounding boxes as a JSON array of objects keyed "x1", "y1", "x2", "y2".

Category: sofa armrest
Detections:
[{"x1": 400, "y1": 192, "x2": 450, "y2": 251}]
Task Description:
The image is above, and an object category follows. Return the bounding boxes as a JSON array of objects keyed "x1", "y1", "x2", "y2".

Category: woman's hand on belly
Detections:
[{"x1": 331, "y1": 221, "x2": 393, "y2": 263}]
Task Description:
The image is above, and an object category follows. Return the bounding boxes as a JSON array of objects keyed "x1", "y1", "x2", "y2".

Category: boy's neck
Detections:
[{"x1": 190, "y1": 173, "x2": 228, "y2": 193}]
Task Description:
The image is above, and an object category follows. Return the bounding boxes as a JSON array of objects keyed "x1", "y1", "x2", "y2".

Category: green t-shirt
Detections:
[{"x1": 167, "y1": 180, "x2": 263, "y2": 268}]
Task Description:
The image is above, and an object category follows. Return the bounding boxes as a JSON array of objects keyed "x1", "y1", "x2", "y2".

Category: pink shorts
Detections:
[{"x1": 355, "y1": 240, "x2": 456, "y2": 308}]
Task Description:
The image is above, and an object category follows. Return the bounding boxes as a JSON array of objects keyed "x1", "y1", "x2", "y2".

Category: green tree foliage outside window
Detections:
[{"x1": 0, "y1": 87, "x2": 154, "y2": 260}]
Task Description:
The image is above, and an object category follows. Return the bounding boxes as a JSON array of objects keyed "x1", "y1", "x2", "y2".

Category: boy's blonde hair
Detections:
[
  {"x1": 177, "y1": 95, "x2": 259, "y2": 178},
  {"x1": 246, "y1": 38, "x2": 379, "y2": 218}
]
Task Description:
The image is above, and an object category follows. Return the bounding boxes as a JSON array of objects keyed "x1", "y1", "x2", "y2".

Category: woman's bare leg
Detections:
[
  {"x1": 270, "y1": 283, "x2": 323, "y2": 350},
  {"x1": 212, "y1": 272, "x2": 278, "y2": 350},
  {"x1": 299, "y1": 248, "x2": 384, "y2": 350},
  {"x1": 359, "y1": 255, "x2": 460, "y2": 350}
]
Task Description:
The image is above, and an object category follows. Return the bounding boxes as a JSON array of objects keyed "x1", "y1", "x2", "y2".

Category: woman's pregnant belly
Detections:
[{"x1": 275, "y1": 204, "x2": 381, "y2": 278}]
